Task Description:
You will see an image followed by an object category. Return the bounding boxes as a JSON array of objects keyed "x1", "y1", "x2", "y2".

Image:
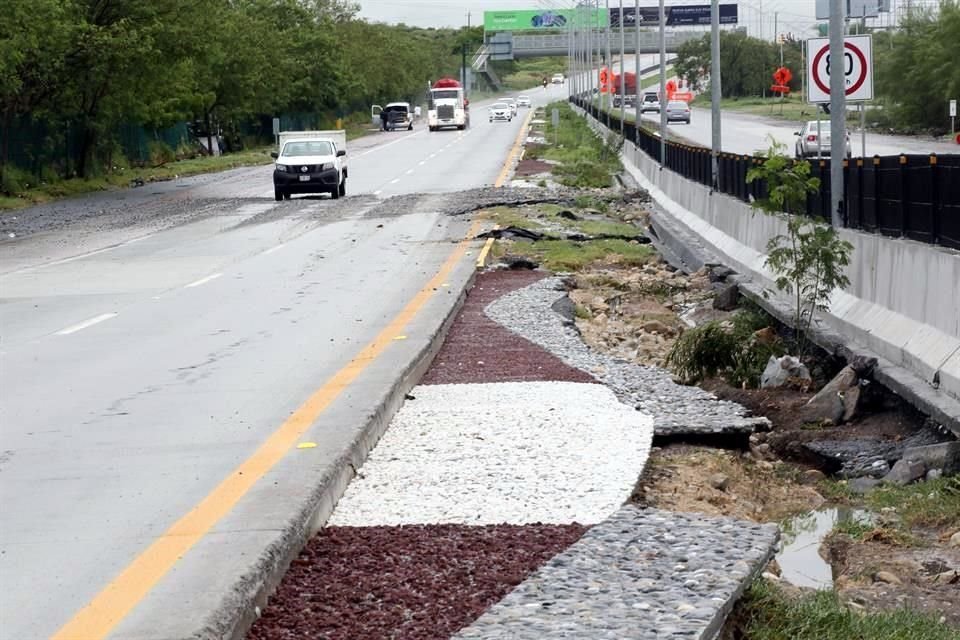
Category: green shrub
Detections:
[
  {"x1": 148, "y1": 141, "x2": 176, "y2": 167},
  {"x1": 666, "y1": 309, "x2": 785, "y2": 387},
  {"x1": 1, "y1": 166, "x2": 35, "y2": 195}
]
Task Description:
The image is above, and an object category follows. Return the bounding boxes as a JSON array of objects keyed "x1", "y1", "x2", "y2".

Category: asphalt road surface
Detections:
[
  {"x1": 640, "y1": 104, "x2": 958, "y2": 158},
  {"x1": 0, "y1": 84, "x2": 569, "y2": 640}
]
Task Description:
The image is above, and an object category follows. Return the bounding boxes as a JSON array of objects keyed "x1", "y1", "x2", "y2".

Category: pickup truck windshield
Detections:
[{"x1": 282, "y1": 140, "x2": 334, "y2": 157}]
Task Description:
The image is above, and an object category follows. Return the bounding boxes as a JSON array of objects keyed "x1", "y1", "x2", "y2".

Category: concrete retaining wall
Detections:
[{"x1": 590, "y1": 112, "x2": 960, "y2": 408}]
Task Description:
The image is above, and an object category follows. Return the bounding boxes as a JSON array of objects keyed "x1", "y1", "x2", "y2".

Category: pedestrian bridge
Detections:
[{"x1": 473, "y1": 29, "x2": 702, "y2": 91}]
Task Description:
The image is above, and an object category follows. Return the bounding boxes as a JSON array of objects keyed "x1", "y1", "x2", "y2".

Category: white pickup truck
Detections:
[{"x1": 271, "y1": 130, "x2": 347, "y2": 201}]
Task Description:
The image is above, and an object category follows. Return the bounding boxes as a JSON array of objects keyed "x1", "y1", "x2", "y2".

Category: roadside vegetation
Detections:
[
  {"x1": 1, "y1": 0, "x2": 483, "y2": 206},
  {"x1": 495, "y1": 57, "x2": 569, "y2": 91},
  {"x1": 674, "y1": 4, "x2": 960, "y2": 135},
  {"x1": 729, "y1": 579, "x2": 956, "y2": 640},
  {"x1": 525, "y1": 102, "x2": 623, "y2": 189}
]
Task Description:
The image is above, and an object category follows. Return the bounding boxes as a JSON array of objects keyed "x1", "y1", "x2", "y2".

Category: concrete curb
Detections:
[{"x1": 225, "y1": 269, "x2": 478, "y2": 640}]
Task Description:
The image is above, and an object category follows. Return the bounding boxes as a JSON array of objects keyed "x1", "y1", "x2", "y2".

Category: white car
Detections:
[
  {"x1": 551, "y1": 73, "x2": 565, "y2": 84},
  {"x1": 640, "y1": 92, "x2": 660, "y2": 113},
  {"x1": 499, "y1": 97, "x2": 518, "y2": 116},
  {"x1": 489, "y1": 103, "x2": 512, "y2": 122},
  {"x1": 517, "y1": 95, "x2": 532, "y2": 108},
  {"x1": 794, "y1": 120, "x2": 852, "y2": 159},
  {"x1": 271, "y1": 138, "x2": 347, "y2": 201}
]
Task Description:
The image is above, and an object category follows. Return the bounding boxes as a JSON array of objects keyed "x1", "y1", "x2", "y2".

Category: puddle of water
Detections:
[{"x1": 776, "y1": 507, "x2": 872, "y2": 590}]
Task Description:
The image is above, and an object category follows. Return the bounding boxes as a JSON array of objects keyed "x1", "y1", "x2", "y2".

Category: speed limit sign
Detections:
[{"x1": 807, "y1": 35, "x2": 873, "y2": 103}]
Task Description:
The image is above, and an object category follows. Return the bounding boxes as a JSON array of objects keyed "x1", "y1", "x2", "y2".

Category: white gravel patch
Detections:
[{"x1": 328, "y1": 381, "x2": 653, "y2": 526}]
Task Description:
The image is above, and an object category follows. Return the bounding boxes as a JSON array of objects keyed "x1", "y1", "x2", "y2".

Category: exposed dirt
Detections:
[
  {"x1": 513, "y1": 158, "x2": 555, "y2": 177},
  {"x1": 247, "y1": 524, "x2": 587, "y2": 640},
  {"x1": 826, "y1": 535, "x2": 960, "y2": 627},
  {"x1": 630, "y1": 445, "x2": 825, "y2": 523},
  {"x1": 571, "y1": 262, "x2": 716, "y2": 368}
]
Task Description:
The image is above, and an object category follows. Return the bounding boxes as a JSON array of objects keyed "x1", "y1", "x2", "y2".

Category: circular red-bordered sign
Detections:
[{"x1": 812, "y1": 41, "x2": 868, "y2": 97}]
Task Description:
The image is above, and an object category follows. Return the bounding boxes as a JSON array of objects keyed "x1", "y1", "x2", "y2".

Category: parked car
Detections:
[
  {"x1": 665, "y1": 100, "x2": 691, "y2": 124},
  {"x1": 640, "y1": 92, "x2": 660, "y2": 113},
  {"x1": 499, "y1": 97, "x2": 518, "y2": 116},
  {"x1": 551, "y1": 73, "x2": 565, "y2": 85},
  {"x1": 517, "y1": 95, "x2": 532, "y2": 108},
  {"x1": 794, "y1": 120, "x2": 852, "y2": 158},
  {"x1": 489, "y1": 103, "x2": 512, "y2": 122}
]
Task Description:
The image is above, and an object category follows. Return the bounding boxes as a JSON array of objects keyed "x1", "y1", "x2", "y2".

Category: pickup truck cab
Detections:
[{"x1": 271, "y1": 135, "x2": 347, "y2": 201}]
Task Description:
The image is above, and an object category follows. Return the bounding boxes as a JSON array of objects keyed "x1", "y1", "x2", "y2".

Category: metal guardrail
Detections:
[{"x1": 573, "y1": 97, "x2": 960, "y2": 251}]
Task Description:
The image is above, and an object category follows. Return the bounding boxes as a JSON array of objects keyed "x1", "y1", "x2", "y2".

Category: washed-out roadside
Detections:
[{"x1": 243, "y1": 103, "x2": 957, "y2": 639}]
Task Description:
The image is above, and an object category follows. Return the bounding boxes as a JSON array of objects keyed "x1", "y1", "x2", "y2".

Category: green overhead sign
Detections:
[{"x1": 483, "y1": 9, "x2": 606, "y2": 32}]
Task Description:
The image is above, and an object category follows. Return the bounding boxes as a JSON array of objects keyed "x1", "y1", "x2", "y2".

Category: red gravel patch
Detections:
[
  {"x1": 421, "y1": 270, "x2": 595, "y2": 385},
  {"x1": 247, "y1": 524, "x2": 587, "y2": 640}
]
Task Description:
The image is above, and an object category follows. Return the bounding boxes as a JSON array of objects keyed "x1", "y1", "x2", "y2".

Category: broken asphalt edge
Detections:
[{"x1": 108, "y1": 244, "x2": 481, "y2": 640}]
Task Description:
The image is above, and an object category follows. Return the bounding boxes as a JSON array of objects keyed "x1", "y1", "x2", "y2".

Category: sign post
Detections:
[{"x1": 272, "y1": 117, "x2": 280, "y2": 146}]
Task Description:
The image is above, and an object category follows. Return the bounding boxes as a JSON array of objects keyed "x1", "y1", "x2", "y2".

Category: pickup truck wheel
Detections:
[
  {"x1": 282, "y1": 191, "x2": 291, "y2": 200},
  {"x1": 274, "y1": 189, "x2": 283, "y2": 202}
]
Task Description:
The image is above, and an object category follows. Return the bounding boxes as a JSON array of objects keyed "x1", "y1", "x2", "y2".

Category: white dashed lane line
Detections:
[
  {"x1": 56, "y1": 313, "x2": 118, "y2": 336},
  {"x1": 263, "y1": 244, "x2": 285, "y2": 256},
  {"x1": 389, "y1": 179, "x2": 400, "y2": 184},
  {"x1": 184, "y1": 273, "x2": 223, "y2": 289}
]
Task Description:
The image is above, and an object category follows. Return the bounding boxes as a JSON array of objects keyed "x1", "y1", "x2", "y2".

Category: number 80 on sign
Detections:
[{"x1": 806, "y1": 35, "x2": 873, "y2": 104}]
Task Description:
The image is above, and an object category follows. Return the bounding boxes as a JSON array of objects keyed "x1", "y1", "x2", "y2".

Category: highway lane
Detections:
[
  {"x1": 0, "y1": 83, "x2": 569, "y2": 639},
  {"x1": 639, "y1": 105, "x2": 958, "y2": 158}
]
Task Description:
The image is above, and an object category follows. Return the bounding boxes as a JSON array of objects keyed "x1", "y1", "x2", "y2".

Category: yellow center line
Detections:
[
  {"x1": 52, "y1": 219, "x2": 482, "y2": 640},
  {"x1": 494, "y1": 111, "x2": 534, "y2": 188}
]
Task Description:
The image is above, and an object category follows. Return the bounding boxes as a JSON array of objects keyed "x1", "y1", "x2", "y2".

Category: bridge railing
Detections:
[{"x1": 572, "y1": 96, "x2": 960, "y2": 250}]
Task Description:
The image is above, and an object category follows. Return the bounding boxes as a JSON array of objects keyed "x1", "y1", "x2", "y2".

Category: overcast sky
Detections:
[{"x1": 355, "y1": 1, "x2": 825, "y2": 36}]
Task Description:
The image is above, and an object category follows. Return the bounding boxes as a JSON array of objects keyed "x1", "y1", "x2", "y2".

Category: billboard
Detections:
[
  {"x1": 484, "y1": 9, "x2": 605, "y2": 31},
  {"x1": 815, "y1": 0, "x2": 889, "y2": 20},
  {"x1": 610, "y1": 5, "x2": 739, "y2": 28}
]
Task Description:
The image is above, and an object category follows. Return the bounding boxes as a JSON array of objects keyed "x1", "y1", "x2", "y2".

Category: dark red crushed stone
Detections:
[
  {"x1": 246, "y1": 523, "x2": 587, "y2": 640},
  {"x1": 421, "y1": 270, "x2": 596, "y2": 385}
]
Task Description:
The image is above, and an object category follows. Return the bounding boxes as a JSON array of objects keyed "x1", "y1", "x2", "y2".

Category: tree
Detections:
[{"x1": 746, "y1": 140, "x2": 853, "y2": 350}]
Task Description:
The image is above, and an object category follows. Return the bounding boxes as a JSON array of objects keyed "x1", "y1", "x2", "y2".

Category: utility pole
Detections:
[
  {"x1": 829, "y1": 0, "x2": 846, "y2": 227},
  {"x1": 606, "y1": 0, "x2": 612, "y2": 126},
  {"x1": 659, "y1": 0, "x2": 667, "y2": 165},
  {"x1": 759, "y1": 0, "x2": 763, "y2": 41},
  {"x1": 635, "y1": 0, "x2": 641, "y2": 141},
  {"x1": 711, "y1": 0, "x2": 722, "y2": 189},
  {"x1": 619, "y1": 0, "x2": 626, "y2": 135},
  {"x1": 774, "y1": 11, "x2": 778, "y2": 47}
]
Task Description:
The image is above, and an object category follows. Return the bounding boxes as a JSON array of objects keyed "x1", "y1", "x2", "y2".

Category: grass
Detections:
[
  {"x1": 690, "y1": 93, "x2": 868, "y2": 126},
  {"x1": 530, "y1": 101, "x2": 622, "y2": 188},
  {"x1": 866, "y1": 476, "x2": 960, "y2": 531},
  {"x1": 733, "y1": 579, "x2": 957, "y2": 640},
  {"x1": 1, "y1": 146, "x2": 276, "y2": 211},
  {"x1": 506, "y1": 237, "x2": 653, "y2": 272},
  {"x1": 498, "y1": 57, "x2": 569, "y2": 92},
  {"x1": 487, "y1": 206, "x2": 544, "y2": 230}
]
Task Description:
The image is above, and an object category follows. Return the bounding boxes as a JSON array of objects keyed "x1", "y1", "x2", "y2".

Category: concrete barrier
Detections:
[{"x1": 579, "y1": 109, "x2": 960, "y2": 427}]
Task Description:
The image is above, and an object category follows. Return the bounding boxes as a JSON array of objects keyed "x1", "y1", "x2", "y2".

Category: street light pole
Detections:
[
  {"x1": 711, "y1": 0, "x2": 722, "y2": 189},
  {"x1": 659, "y1": 0, "x2": 667, "y2": 165},
  {"x1": 829, "y1": 0, "x2": 846, "y2": 227},
  {"x1": 606, "y1": 0, "x2": 612, "y2": 126},
  {"x1": 635, "y1": 0, "x2": 641, "y2": 141},
  {"x1": 619, "y1": 0, "x2": 626, "y2": 135}
]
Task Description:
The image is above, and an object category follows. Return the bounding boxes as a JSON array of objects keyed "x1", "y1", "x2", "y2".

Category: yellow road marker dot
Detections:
[{"x1": 296, "y1": 442, "x2": 317, "y2": 449}]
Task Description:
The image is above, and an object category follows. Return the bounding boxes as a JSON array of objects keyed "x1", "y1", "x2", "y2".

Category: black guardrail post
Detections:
[
  {"x1": 899, "y1": 154, "x2": 909, "y2": 238},
  {"x1": 930, "y1": 154, "x2": 940, "y2": 246}
]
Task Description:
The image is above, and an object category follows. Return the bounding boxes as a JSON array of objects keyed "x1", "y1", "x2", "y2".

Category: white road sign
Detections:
[
  {"x1": 951, "y1": 100, "x2": 957, "y2": 118},
  {"x1": 807, "y1": 35, "x2": 874, "y2": 103}
]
